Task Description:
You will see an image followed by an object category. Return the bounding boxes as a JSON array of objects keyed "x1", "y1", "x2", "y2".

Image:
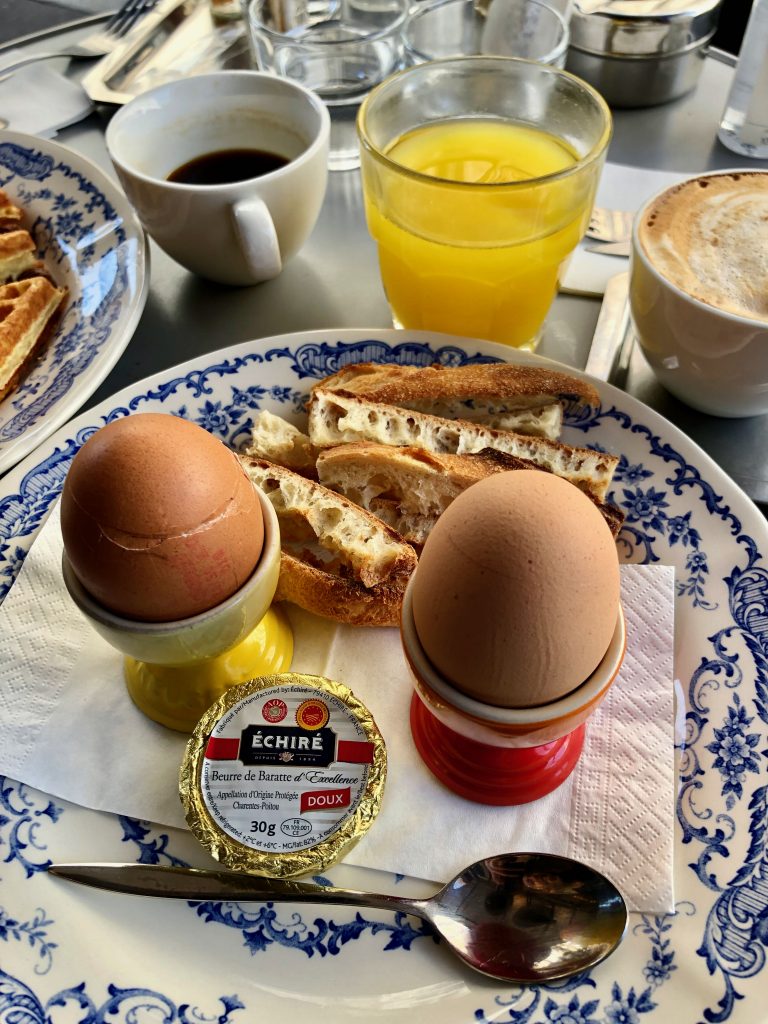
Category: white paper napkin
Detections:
[
  {"x1": 562, "y1": 161, "x2": 688, "y2": 297},
  {"x1": 0, "y1": 504, "x2": 675, "y2": 912},
  {"x1": 0, "y1": 60, "x2": 93, "y2": 138}
]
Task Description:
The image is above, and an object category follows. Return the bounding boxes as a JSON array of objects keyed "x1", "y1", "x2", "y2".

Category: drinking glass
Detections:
[
  {"x1": 249, "y1": 0, "x2": 409, "y2": 171},
  {"x1": 404, "y1": 0, "x2": 569, "y2": 68},
  {"x1": 357, "y1": 57, "x2": 611, "y2": 349}
]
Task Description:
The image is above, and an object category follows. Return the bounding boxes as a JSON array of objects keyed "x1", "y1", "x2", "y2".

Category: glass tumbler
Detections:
[
  {"x1": 357, "y1": 57, "x2": 611, "y2": 349},
  {"x1": 404, "y1": 0, "x2": 569, "y2": 68},
  {"x1": 249, "y1": 0, "x2": 409, "y2": 171}
]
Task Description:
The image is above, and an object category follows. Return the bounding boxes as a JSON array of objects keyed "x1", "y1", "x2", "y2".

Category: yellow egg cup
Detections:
[
  {"x1": 62, "y1": 489, "x2": 293, "y2": 733},
  {"x1": 122, "y1": 606, "x2": 293, "y2": 732}
]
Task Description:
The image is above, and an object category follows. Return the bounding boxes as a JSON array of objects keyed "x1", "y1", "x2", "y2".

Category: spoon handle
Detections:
[{"x1": 49, "y1": 862, "x2": 430, "y2": 918}]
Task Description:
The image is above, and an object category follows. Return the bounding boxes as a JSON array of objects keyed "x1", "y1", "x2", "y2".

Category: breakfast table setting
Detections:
[{"x1": 1, "y1": 1, "x2": 768, "y2": 1022}]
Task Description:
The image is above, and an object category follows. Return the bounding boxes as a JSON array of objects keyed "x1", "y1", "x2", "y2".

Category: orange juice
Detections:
[{"x1": 362, "y1": 119, "x2": 595, "y2": 349}]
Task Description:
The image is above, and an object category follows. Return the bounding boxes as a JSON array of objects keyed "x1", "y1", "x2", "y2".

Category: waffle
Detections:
[
  {"x1": 0, "y1": 278, "x2": 67, "y2": 402},
  {"x1": 0, "y1": 189, "x2": 24, "y2": 233},
  {"x1": 0, "y1": 189, "x2": 67, "y2": 400},
  {"x1": 0, "y1": 230, "x2": 39, "y2": 284}
]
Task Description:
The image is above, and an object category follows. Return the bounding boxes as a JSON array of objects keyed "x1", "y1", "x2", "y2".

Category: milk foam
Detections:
[{"x1": 638, "y1": 173, "x2": 768, "y2": 322}]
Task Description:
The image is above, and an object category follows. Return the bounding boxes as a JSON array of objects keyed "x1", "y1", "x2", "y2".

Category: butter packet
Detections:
[{"x1": 180, "y1": 673, "x2": 387, "y2": 878}]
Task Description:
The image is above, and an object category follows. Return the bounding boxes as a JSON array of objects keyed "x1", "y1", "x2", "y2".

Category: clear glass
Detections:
[
  {"x1": 248, "y1": 0, "x2": 409, "y2": 171},
  {"x1": 357, "y1": 56, "x2": 611, "y2": 349},
  {"x1": 717, "y1": 0, "x2": 768, "y2": 159},
  {"x1": 404, "y1": 0, "x2": 569, "y2": 68}
]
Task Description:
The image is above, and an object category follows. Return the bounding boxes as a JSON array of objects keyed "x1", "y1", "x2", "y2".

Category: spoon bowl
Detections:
[
  {"x1": 425, "y1": 852, "x2": 627, "y2": 983},
  {"x1": 49, "y1": 851, "x2": 627, "y2": 984}
]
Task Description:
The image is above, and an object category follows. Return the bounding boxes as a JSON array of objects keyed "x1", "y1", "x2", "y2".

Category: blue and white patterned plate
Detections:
[
  {"x1": 0, "y1": 329, "x2": 766, "y2": 1024},
  {"x1": 0, "y1": 130, "x2": 148, "y2": 473}
]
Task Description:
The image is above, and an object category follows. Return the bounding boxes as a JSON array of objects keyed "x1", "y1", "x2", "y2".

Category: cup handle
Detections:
[{"x1": 231, "y1": 197, "x2": 282, "y2": 282}]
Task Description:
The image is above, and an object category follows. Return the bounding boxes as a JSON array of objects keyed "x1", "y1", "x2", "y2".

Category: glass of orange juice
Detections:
[{"x1": 357, "y1": 56, "x2": 611, "y2": 349}]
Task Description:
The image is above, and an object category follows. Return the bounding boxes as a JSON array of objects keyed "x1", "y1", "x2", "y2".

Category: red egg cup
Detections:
[{"x1": 400, "y1": 580, "x2": 626, "y2": 806}]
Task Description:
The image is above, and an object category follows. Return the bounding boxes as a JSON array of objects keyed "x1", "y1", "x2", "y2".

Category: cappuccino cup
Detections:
[
  {"x1": 629, "y1": 170, "x2": 768, "y2": 418},
  {"x1": 106, "y1": 72, "x2": 330, "y2": 285}
]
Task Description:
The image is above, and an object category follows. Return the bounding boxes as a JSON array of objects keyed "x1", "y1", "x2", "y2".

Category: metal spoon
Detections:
[{"x1": 49, "y1": 852, "x2": 627, "y2": 984}]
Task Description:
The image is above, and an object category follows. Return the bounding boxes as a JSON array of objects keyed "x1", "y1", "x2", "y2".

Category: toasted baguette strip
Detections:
[
  {"x1": 274, "y1": 552, "x2": 412, "y2": 628},
  {"x1": 239, "y1": 455, "x2": 417, "y2": 626},
  {"x1": 317, "y1": 361, "x2": 601, "y2": 410},
  {"x1": 241, "y1": 456, "x2": 416, "y2": 586},
  {"x1": 318, "y1": 364, "x2": 564, "y2": 440},
  {"x1": 0, "y1": 277, "x2": 67, "y2": 402},
  {"x1": 245, "y1": 409, "x2": 316, "y2": 475},
  {"x1": 308, "y1": 389, "x2": 617, "y2": 501},
  {"x1": 318, "y1": 444, "x2": 528, "y2": 519},
  {"x1": 317, "y1": 443, "x2": 624, "y2": 544}
]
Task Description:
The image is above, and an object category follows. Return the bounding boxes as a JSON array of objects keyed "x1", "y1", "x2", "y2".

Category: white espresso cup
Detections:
[
  {"x1": 629, "y1": 169, "x2": 768, "y2": 418},
  {"x1": 105, "y1": 72, "x2": 330, "y2": 285}
]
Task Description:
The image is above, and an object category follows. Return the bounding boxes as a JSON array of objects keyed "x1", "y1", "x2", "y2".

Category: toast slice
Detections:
[
  {"x1": 245, "y1": 409, "x2": 317, "y2": 475},
  {"x1": 0, "y1": 277, "x2": 67, "y2": 402},
  {"x1": 317, "y1": 361, "x2": 600, "y2": 422},
  {"x1": 0, "y1": 230, "x2": 38, "y2": 284},
  {"x1": 316, "y1": 443, "x2": 625, "y2": 545},
  {"x1": 308, "y1": 389, "x2": 618, "y2": 501},
  {"x1": 239, "y1": 455, "x2": 417, "y2": 627}
]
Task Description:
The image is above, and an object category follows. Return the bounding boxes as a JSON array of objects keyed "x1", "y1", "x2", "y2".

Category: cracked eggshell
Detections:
[
  {"x1": 61, "y1": 413, "x2": 264, "y2": 622},
  {"x1": 411, "y1": 471, "x2": 620, "y2": 708}
]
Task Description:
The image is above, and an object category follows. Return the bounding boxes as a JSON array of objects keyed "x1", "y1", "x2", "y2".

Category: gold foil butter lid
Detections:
[{"x1": 179, "y1": 673, "x2": 387, "y2": 878}]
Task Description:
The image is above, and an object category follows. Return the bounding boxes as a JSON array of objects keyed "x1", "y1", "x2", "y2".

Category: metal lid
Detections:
[{"x1": 569, "y1": 0, "x2": 722, "y2": 57}]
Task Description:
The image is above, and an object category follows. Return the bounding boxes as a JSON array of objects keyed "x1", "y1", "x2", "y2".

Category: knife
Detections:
[
  {"x1": 584, "y1": 240, "x2": 631, "y2": 258},
  {"x1": 584, "y1": 272, "x2": 633, "y2": 384}
]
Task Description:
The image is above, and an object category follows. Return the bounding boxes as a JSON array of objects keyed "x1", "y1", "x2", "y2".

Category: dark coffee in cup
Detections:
[
  {"x1": 105, "y1": 71, "x2": 330, "y2": 285},
  {"x1": 168, "y1": 148, "x2": 290, "y2": 186}
]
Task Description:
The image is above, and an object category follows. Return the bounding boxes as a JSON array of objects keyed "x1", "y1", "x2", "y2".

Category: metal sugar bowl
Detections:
[{"x1": 565, "y1": 0, "x2": 722, "y2": 108}]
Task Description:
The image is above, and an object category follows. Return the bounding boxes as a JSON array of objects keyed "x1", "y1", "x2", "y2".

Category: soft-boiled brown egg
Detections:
[
  {"x1": 411, "y1": 471, "x2": 620, "y2": 708},
  {"x1": 61, "y1": 413, "x2": 264, "y2": 622}
]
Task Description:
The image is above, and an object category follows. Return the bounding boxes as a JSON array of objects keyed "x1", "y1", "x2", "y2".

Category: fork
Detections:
[
  {"x1": 585, "y1": 206, "x2": 634, "y2": 244},
  {"x1": 0, "y1": 0, "x2": 159, "y2": 76}
]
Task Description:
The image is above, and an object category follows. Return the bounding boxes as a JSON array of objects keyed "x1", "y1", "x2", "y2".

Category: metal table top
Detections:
[{"x1": 2, "y1": 17, "x2": 767, "y2": 510}]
